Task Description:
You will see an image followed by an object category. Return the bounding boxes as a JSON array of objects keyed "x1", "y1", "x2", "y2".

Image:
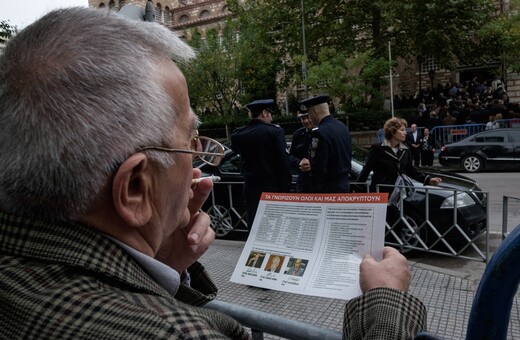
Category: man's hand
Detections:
[
  {"x1": 155, "y1": 168, "x2": 215, "y2": 273},
  {"x1": 359, "y1": 247, "x2": 411, "y2": 293},
  {"x1": 299, "y1": 158, "x2": 311, "y2": 172}
]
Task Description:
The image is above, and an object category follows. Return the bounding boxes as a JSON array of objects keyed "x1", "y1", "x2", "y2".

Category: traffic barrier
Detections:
[
  {"x1": 429, "y1": 124, "x2": 486, "y2": 147},
  {"x1": 206, "y1": 181, "x2": 490, "y2": 262}
]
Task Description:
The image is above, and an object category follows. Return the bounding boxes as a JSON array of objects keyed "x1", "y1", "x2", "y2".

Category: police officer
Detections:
[
  {"x1": 300, "y1": 95, "x2": 352, "y2": 193},
  {"x1": 289, "y1": 109, "x2": 314, "y2": 192},
  {"x1": 231, "y1": 99, "x2": 291, "y2": 227}
]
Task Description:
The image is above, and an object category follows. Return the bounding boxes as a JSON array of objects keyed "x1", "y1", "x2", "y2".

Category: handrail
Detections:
[{"x1": 205, "y1": 300, "x2": 342, "y2": 340}]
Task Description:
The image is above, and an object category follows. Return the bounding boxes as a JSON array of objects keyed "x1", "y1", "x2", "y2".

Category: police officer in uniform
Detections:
[
  {"x1": 231, "y1": 99, "x2": 291, "y2": 227},
  {"x1": 300, "y1": 95, "x2": 352, "y2": 193},
  {"x1": 289, "y1": 109, "x2": 314, "y2": 192}
]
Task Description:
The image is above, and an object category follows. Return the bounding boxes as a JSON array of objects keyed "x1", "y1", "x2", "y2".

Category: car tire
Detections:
[
  {"x1": 462, "y1": 155, "x2": 483, "y2": 173},
  {"x1": 386, "y1": 209, "x2": 429, "y2": 257},
  {"x1": 207, "y1": 205, "x2": 234, "y2": 237}
]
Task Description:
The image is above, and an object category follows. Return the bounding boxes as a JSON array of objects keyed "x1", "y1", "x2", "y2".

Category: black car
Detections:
[
  {"x1": 197, "y1": 143, "x2": 487, "y2": 254},
  {"x1": 439, "y1": 128, "x2": 520, "y2": 172}
]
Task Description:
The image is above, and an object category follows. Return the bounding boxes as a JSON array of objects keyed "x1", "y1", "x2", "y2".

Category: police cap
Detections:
[
  {"x1": 299, "y1": 95, "x2": 330, "y2": 112},
  {"x1": 245, "y1": 99, "x2": 275, "y2": 114},
  {"x1": 297, "y1": 110, "x2": 309, "y2": 119}
]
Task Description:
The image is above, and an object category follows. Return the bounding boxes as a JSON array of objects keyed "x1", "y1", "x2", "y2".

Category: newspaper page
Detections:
[{"x1": 230, "y1": 192, "x2": 387, "y2": 300}]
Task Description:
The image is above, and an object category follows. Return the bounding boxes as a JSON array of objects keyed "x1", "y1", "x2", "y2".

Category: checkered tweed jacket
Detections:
[
  {"x1": 345, "y1": 288, "x2": 427, "y2": 339},
  {"x1": 0, "y1": 211, "x2": 251, "y2": 339}
]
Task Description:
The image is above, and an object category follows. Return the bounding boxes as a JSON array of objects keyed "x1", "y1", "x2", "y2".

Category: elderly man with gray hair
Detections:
[{"x1": 0, "y1": 7, "x2": 426, "y2": 339}]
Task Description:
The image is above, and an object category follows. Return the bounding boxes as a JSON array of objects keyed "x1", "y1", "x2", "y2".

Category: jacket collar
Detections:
[{"x1": 381, "y1": 138, "x2": 408, "y2": 150}]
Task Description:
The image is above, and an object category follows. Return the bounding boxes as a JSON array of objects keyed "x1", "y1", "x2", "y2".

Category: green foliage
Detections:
[
  {"x1": 180, "y1": 26, "x2": 243, "y2": 116},
  {"x1": 181, "y1": 1, "x2": 281, "y2": 116},
  {"x1": 306, "y1": 48, "x2": 390, "y2": 110},
  {"x1": 398, "y1": 0, "x2": 495, "y2": 70},
  {"x1": 478, "y1": 0, "x2": 520, "y2": 73},
  {"x1": 0, "y1": 20, "x2": 17, "y2": 43},
  {"x1": 223, "y1": 0, "x2": 495, "y2": 112}
]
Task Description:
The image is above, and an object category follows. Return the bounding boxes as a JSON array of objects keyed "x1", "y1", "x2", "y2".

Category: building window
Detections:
[
  {"x1": 164, "y1": 7, "x2": 171, "y2": 25},
  {"x1": 179, "y1": 15, "x2": 190, "y2": 23},
  {"x1": 199, "y1": 10, "x2": 211, "y2": 19},
  {"x1": 156, "y1": 4, "x2": 163, "y2": 23},
  {"x1": 119, "y1": 0, "x2": 126, "y2": 10},
  {"x1": 99, "y1": 3, "x2": 106, "y2": 8},
  {"x1": 420, "y1": 56, "x2": 440, "y2": 73},
  {"x1": 109, "y1": 0, "x2": 116, "y2": 10}
]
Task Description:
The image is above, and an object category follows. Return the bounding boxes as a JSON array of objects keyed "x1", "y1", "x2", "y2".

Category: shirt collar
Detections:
[{"x1": 105, "y1": 235, "x2": 181, "y2": 296}]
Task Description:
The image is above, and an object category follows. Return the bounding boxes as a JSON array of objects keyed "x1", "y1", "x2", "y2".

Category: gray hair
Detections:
[{"x1": 0, "y1": 7, "x2": 195, "y2": 221}]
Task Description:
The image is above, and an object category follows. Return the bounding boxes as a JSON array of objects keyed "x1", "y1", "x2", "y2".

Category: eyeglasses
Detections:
[{"x1": 138, "y1": 131, "x2": 225, "y2": 166}]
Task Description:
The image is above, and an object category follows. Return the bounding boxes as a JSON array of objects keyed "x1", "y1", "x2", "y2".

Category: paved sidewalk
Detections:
[{"x1": 201, "y1": 239, "x2": 520, "y2": 340}]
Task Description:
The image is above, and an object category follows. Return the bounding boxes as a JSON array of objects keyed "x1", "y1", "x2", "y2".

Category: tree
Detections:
[
  {"x1": 181, "y1": 7, "x2": 280, "y2": 116},
  {"x1": 0, "y1": 20, "x2": 17, "y2": 44},
  {"x1": 181, "y1": 26, "x2": 243, "y2": 116},
  {"x1": 225, "y1": 0, "x2": 495, "y2": 111},
  {"x1": 306, "y1": 48, "x2": 390, "y2": 111},
  {"x1": 397, "y1": 0, "x2": 495, "y2": 71},
  {"x1": 478, "y1": 0, "x2": 520, "y2": 74}
]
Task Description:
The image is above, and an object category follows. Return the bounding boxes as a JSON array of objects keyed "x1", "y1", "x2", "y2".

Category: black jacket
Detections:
[
  {"x1": 308, "y1": 115, "x2": 352, "y2": 193},
  {"x1": 356, "y1": 141, "x2": 430, "y2": 194},
  {"x1": 231, "y1": 119, "x2": 291, "y2": 191}
]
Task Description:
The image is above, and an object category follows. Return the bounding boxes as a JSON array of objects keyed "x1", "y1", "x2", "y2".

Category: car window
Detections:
[
  {"x1": 475, "y1": 131, "x2": 507, "y2": 143},
  {"x1": 220, "y1": 154, "x2": 241, "y2": 173}
]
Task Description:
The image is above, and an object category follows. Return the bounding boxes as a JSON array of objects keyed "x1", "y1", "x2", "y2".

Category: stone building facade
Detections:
[{"x1": 88, "y1": 0, "x2": 230, "y2": 39}]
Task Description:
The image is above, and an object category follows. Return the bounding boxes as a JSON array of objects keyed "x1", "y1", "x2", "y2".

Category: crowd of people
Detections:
[{"x1": 403, "y1": 78, "x2": 520, "y2": 131}]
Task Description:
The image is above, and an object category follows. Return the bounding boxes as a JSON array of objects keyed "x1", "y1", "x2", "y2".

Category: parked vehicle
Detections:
[
  {"x1": 197, "y1": 143, "x2": 487, "y2": 253},
  {"x1": 439, "y1": 128, "x2": 520, "y2": 172}
]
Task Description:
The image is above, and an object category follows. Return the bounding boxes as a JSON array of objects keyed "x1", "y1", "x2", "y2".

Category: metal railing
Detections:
[
  {"x1": 430, "y1": 124, "x2": 486, "y2": 147},
  {"x1": 206, "y1": 181, "x2": 249, "y2": 237},
  {"x1": 502, "y1": 195, "x2": 520, "y2": 240},
  {"x1": 206, "y1": 180, "x2": 490, "y2": 262},
  {"x1": 376, "y1": 184, "x2": 490, "y2": 262},
  {"x1": 205, "y1": 300, "x2": 342, "y2": 340}
]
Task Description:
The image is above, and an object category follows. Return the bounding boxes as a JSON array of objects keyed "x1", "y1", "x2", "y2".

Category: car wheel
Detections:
[
  {"x1": 207, "y1": 205, "x2": 234, "y2": 237},
  {"x1": 462, "y1": 155, "x2": 483, "y2": 173},
  {"x1": 386, "y1": 210, "x2": 429, "y2": 256}
]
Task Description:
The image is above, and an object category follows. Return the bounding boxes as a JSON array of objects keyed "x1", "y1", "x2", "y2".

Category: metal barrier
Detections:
[
  {"x1": 430, "y1": 124, "x2": 486, "y2": 147},
  {"x1": 502, "y1": 195, "x2": 520, "y2": 240},
  {"x1": 372, "y1": 183, "x2": 489, "y2": 262},
  {"x1": 205, "y1": 300, "x2": 342, "y2": 340},
  {"x1": 206, "y1": 181, "x2": 249, "y2": 237},
  {"x1": 207, "y1": 181, "x2": 490, "y2": 262}
]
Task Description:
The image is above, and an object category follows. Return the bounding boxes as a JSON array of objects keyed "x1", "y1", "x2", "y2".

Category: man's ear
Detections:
[{"x1": 112, "y1": 153, "x2": 153, "y2": 228}]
